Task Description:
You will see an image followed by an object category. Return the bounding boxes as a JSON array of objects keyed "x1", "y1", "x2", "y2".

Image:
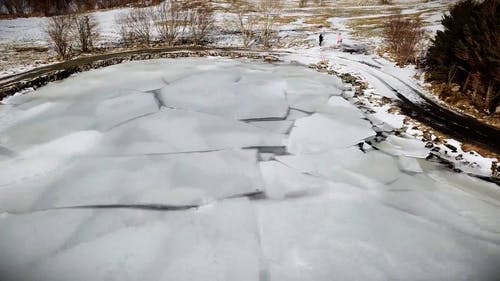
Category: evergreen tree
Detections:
[{"x1": 424, "y1": 0, "x2": 499, "y2": 113}]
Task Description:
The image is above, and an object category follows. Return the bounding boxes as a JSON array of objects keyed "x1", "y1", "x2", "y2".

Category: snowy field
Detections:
[
  {"x1": 0, "y1": 0, "x2": 454, "y2": 77},
  {"x1": 0, "y1": 57, "x2": 499, "y2": 281}
]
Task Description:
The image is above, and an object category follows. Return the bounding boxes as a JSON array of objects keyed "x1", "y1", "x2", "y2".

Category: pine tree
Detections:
[{"x1": 424, "y1": 0, "x2": 499, "y2": 114}]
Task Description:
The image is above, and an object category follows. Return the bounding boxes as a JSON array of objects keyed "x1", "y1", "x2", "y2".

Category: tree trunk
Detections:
[
  {"x1": 462, "y1": 71, "x2": 471, "y2": 92},
  {"x1": 447, "y1": 64, "x2": 457, "y2": 86},
  {"x1": 485, "y1": 80, "x2": 495, "y2": 114}
]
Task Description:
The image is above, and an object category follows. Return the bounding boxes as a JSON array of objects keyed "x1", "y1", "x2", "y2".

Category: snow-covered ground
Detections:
[
  {"x1": 1, "y1": 1, "x2": 499, "y2": 279},
  {"x1": 0, "y1": 57, "x2": 499, "y2": 281},
  {"x1": 0, "y1": 0, "x2": 453, "y2": 76}
]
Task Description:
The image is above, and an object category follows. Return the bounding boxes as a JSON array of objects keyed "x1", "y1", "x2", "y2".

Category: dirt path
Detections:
[{"x1": 334, "y1": 55, "x2": 500, "y2": 155}]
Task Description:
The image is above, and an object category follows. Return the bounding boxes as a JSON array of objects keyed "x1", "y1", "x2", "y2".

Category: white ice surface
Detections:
[
  {"x1": 0, "y1": 58, "x2": 499, "y2": 281},
  {"x1": 159, "y1": 71, "x2": 288, "y2": 120},
  {"x1": 287, "y1": 113, "x2": 374, "y2": 154},
  {"x1": 0, "y1": 149, "x2": 264, "y2": 212},
  {"x1": 0, "y1": 198, "x2": 261, "y2": 281}
]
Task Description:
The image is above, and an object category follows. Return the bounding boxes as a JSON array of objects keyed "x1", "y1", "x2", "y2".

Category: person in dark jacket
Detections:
[{"x1": 319, "y1": 33, "x2": 324, "y2": 46}]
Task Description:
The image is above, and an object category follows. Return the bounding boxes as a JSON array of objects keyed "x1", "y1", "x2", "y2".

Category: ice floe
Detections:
[{"x1": 0, "y1": 58, "x2": 499, "y2": 281}]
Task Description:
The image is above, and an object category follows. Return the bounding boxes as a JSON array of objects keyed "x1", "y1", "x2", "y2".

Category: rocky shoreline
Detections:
[
  {"x1": 307, "y1": 61, "x2": 499, "y2": 183},
  {"x1": 0, "y1": 47, "x2": 281, "y2": 100},
  {"x1": 1, "y1": 48, "x2": 498, "y2": 183}
]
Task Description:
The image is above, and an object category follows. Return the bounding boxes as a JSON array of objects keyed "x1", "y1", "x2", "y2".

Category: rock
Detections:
[
  {"x1": 451, "y1": 85, "x2": 460, "y2": 92},
  {"x1": 422, "y1": 131, "x2": 432, "y2": 141},
  {"x1": 425, "y1": 142, "x2": 434, "y2": 148},
  {"x1": 264, "y1": 56, "x2": 279, "y2": 62},
  {"x1": 492, "y1": 162, "x2": 500, "y2": 179},
  {"x1": 455, "y1": 154, "x2": 463, "y2": 161},
  {"x1": 444, "y1": 143, "x2": 458, "y2": 153}
]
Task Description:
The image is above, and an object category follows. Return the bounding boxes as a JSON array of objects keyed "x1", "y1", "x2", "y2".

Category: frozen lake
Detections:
[{"x1": 0, "y1": 57, "x2": 499, "y2": 281}]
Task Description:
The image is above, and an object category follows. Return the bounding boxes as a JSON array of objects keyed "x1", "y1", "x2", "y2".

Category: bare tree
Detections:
[
  {"x1": 115, "y1": 7, "x2": 153, "y2": 46},
  {"x1": 229, "y1": 0, "x2": 259, "y2": 47},
  {"x1": 72, "y1": 13, "x2": 99, "y2": 52},
  {"x1": 46, "y1": 15, "x2": 73, "y2": 59},
  {"x1": 258, "y1": 0, "x2": 282, "y2": 49},
  {"x1": 185, "y1": 0, "x2": 214, "y2": 45},
  {"x1": 383, "y1": 14, "x2": 425, "y2": 66},
  {"x1": 152, "y1": 0, "x2": 186, "y2": 46}
]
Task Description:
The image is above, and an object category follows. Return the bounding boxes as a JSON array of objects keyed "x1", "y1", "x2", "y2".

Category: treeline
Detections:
[
  {"x1": 424, "y1": 0, "x2": 499, "y2": 114},
  {"x1": 0, "y1": 0, "x2": 160, "y2": 16},
  {"x1": 46, "y1": 0, "x2": 284, "y2": 59}
]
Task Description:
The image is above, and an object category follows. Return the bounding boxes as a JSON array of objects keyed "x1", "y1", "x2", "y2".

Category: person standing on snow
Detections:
[
  {"x1": 319, "y1": 33, "x2": 324, "y2": 46},
  {"x1": 336, "y1": 32, "x2": 343, "y2": 46}
]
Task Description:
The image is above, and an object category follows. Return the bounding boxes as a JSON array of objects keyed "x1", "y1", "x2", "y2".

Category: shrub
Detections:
[
  {"x1": 72, "y1": 14, "x2": 99, "y2": 52},
  {"x1": 185, "y1": 0, "x2": 214, "y2": 45},
  {"x1": 115, "y1": 7, "x2": 153, "y2": 47},
  {"x1": 46, "y1": 15, "x2": 73, "y2": 59},
  {"x1": 152, "y1": 0, "x2": 186, "y2": 46},
  {"x1": 424, "y1": 0, "x2": 499, "y2": 114},
  {"x1": 229, "y1": 0, "x2": 282, "y2": 49},
  {"x1": 382, "y1": 14, "x2": 425, "y2": 66},
  {"x1": 259, "y1": 0, "x2": 283, "y2": 49},
  {"x1": 229, "y1": 0, "x2": 259, "y2": 47}
]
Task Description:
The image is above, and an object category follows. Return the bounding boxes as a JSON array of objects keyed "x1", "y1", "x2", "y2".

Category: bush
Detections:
[
  {"x1": 229, "y1": 0, "x2": 259, "y2": 47},
  {"x1": 46, "y1": 15, "x2": 73, "y2": 59},
  {"x1": 152, "y1": 0, "x2": 186, "y2": 46},
  {"x1": 115, "y1": 7, "x2": 153, "y2": 46},
  {"x1": 382, "y1": 14, "x2": 425, "y2": 66},
  {"x1": 229, "y1": 0, "x2": 282, "y2": 49},
  {"x1": 259, "y1": 0, "x2": 283, "y2": 49},
  {"x1": 185, "y1": 0, "x2": 214, "y2": 45},
  {"x1": 72, "y1": 14, "x2": 99, "y2": 52},
  {"x1": 424, "y1": 0, "x2": 499, "y2": 114}
]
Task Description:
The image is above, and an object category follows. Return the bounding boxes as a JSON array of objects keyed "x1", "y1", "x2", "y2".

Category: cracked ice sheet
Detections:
[
  {"x1": 159, "y1": 70, "x2": 288, "y2": 120},
  {"x1": 94, "y1": 108, "x2": 284, "y2": 155},
  {"x1": 375, "y1": 134, "x2": 430, "y2": 158},
  {"x1": 0, "y1": 149, "x2": 263, "y2": 212},
  {"x1": 0, "y1": 198, "x2": 261, "y2": 281},
  {"x1": 276, "y1": 147, "x2": 401, "y2": 186},
  {"x1": 317, "y1": 96, "x2": 366, "y2": 120},
  {"x1": 255, "y1": 186, "x2": 500, "y2": 281},
  {"x1": 4, "y1": 60, "x2": 174, "y2": 106},
  {"x1": 287, "y1": 113, "x2": 374, "y2": 154},
  {"x1": 381, "y1": 170, "x2": 500, "y2": 246},
  {"x1": 259, "y1": 160, "x2": 334, "y2": 199},
  {"x1": 0, "y1": 90, "x2": 159, "y2": 152}
]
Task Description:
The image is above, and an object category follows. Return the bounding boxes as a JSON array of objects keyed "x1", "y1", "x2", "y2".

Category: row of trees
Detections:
[
  {"x1": 46, "y1": 14, "x2": 99, "y2": 59},
  {"x1": 424, "y1": 0, "x2": 499, "y2": 114},
  {"x1": 115, "y1": 0, "x2": 214, "y2": 47},
  {"x1": 229, "y1": 0, "x2": 283, "y2": 48},
  {"x1": 0, "y1": 0, "x2": 159, "y2": 16},
  {"x1": 46, "y1": 0, "x2": 284, "y2": 59},
  {"x1": 114, "y1": 0, "x2": 283, "y2": 48}
]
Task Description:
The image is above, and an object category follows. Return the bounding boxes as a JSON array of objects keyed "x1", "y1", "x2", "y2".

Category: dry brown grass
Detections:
[
  {"x1": 428, "y1": 83, "x2": 500, "y2": 129},
  {"x1": 274, "y1": 15, "x2": 299, "y2": 24},
  {"x1": 461, "y1": 143, "x2": 499, "y2": 159},
  {"x1": 303, "y1": 14, "x2": 331, "y2": 26}
]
